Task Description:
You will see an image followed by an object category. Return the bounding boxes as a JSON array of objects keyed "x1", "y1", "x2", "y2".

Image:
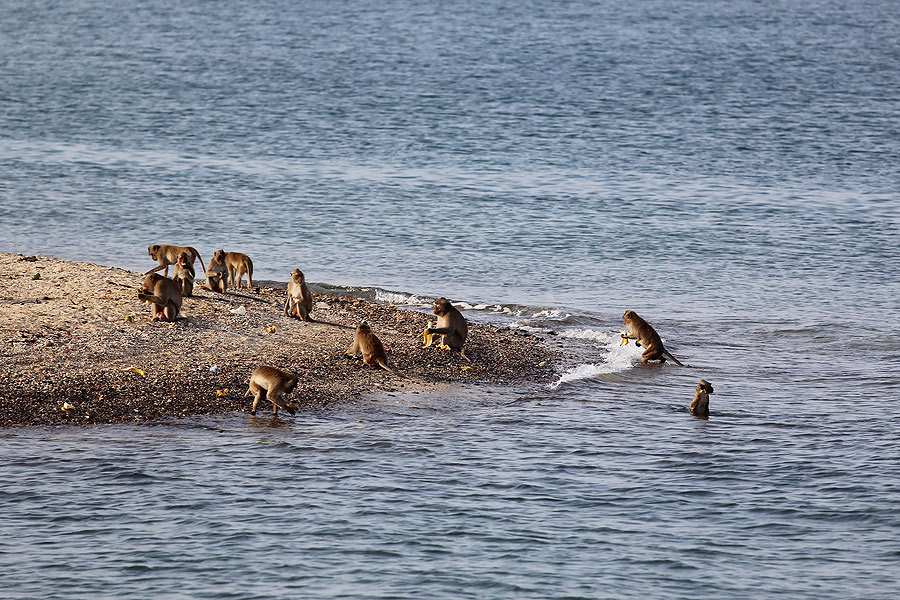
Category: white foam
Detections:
[
  {"x1": 374, "y1": 289, "x2": 430, "y2": 306},
  {"x1": 530, "y1": 309, "x2": 569, "y2": 320},
  {"x1": 550, "y1": 328, "x2": 644, "y2": 388}
]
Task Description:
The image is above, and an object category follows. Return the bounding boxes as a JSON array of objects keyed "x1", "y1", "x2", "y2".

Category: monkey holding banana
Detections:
[
  {"x1": 690, "y1": 380, "x2": 714, "y2": 418},
  {"x1": 138, "y1": 273, "x2": 182, "y2": 322},
  {"x1": 146, "y1": 244, "x2": 205, "y2": 277},
  {"x1": 425, "y1": 297, "x2": 470, "y2": 361},
  {"x1": 245, "y1": 366, "x2": 299, "y2": 416},
  {"x1": 284, "y1": 268, "x2": 314, "y2": 321},
  {"x1": 621, "y1": 310, "x2": 684, "y2": 366}
]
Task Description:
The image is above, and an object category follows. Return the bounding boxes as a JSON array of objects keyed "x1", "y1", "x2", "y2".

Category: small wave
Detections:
[
  {"x1": 373, "y1": 288, "x2": 431, "y2": 306},
  {"x1": 550, "y1": 328, "x2": 644, "y2": 388}
]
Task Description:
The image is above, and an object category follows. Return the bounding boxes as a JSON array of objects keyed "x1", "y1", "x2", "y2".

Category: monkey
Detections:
[
  {"x1": 244, "y1": 366, "x2": 299, "y2": 416},
  {"x1": 138, "y1": 273, "x2": 182, "y2": 322},
  {"x1": 425, "y1": 297, "x2": 470, "y2": 361},
  {"x1": 146, "y1": 244, "x2": 205, "y2": 277},
  {"x1": 205, "y1": 249, "x2": 229, "y2": 293},
  {"x1": 690, "y1": 380, "x2": 714, "y2": 418},
  {"x1": 284, "y1": 268, "x2": 314, "y2": 321},
  {"x1": 621, "y1": 310, "x2": 685, "y2": 366},
  {"x1": 345, "y1": 322, "x2": 407, "y2": 378},
  {"x1": 171, "y1": 251, "x2": 195, "y2": 297},
  {"x1": 223, "y1": 251, "x2": 253, "y2": 289}
]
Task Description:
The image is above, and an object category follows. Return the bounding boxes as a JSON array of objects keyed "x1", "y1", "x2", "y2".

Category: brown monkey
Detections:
[
  {"x1": 172, "y1": 251, "x2": 195, "y2": 297},
  {"x1": 138, "y1": 273, "x2": 183, "y2": 322},
  {"x1": 345, "y1": 323, "x2": 406, "y2": 377},
  {"x1": 690, "y1": 380, "x2": 714, "y2": 418},
  {"x1": 284, "y1": 268, "x2": 314, "y2": 321},
  {"x1": 146, "y1": 244, "x2": 205, "y2": 277},
  {"x1": 621, "y1": 310, "x2": 685, "y2": 366},
  {"x1": 223, "y1": 251, "x2": 253, "y2": 289},
  {"x1": 205, "y1": 249, "x2": 229, "y2": 292},
  {"x1": 244, "y1": 366, "x2": 299, "y2": 416},
  {"x1": 425, "y1": 297, "x2": 470, "y2": 361}
]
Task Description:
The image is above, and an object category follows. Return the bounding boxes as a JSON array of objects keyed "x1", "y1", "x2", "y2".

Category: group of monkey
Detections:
[
  {"x1": 139, "y1": 244, "x2": 714, "y2": 419},
  {"x1": 139, "y1": 244, "x2": 472, "y2": 417}
]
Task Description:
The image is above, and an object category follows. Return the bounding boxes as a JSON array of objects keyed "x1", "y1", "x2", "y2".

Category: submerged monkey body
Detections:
[{"x1": 690, "y1": 380, "x2": 714, "y2": 418}]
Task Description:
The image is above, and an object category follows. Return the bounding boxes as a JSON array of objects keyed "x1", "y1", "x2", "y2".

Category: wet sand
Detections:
[{"x1": 0, "y1": 253, "x2": 557, "y2": 426}]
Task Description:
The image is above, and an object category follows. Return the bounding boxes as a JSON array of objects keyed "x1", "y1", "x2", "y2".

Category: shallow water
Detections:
[{"x1": 2, "y1": 0, "x2": 900, "y2": 597}]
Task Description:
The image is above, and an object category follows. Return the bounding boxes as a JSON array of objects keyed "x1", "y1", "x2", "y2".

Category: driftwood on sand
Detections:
[{"x1": 0, "y1": 253, "x2": 556, "y2": 426}]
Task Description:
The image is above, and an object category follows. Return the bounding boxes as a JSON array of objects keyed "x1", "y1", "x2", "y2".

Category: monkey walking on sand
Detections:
[
  {"x1": 621, "y1": 310, "x2": 685, "y2": 366},
  {"x1": 244, "y1": 366, "x2": 298, "y2": 416},
  {"x1": 146, "y1": 244, "x2": 205, "y2": 278}
]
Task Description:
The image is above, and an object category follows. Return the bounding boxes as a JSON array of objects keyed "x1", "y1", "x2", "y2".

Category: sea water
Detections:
[{"x1": 1, "y1": 1, "x2": 899, "y2": 598}]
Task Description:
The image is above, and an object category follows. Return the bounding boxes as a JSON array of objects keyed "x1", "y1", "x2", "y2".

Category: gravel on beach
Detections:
[{"x1": 0, "y1": 253, "x2": 558, "y2": 426}]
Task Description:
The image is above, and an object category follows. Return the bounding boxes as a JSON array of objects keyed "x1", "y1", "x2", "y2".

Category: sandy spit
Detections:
[{"x1": 0, "y1": 253, "x2": 558, "y2": 426}]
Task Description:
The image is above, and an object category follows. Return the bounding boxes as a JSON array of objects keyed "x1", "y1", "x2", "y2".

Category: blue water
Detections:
[{"x1": 2, "y1": 0, "x2": 899, "y2": 597}]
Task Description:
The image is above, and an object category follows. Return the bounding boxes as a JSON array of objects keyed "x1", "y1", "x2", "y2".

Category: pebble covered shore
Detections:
[{"x1": 0, "y1": 253, "x2": 557, "y2": 426}]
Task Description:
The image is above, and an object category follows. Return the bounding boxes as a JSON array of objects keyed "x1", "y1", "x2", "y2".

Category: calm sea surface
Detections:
[{"x1": 2, "y1": 0, "x2": 899, "y2": 598}]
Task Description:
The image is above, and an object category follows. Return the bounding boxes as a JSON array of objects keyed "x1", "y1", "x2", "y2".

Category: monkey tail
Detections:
[
  {"x1": 378, "y1": 360, "x2": 410, "y2": 380},
  {"x1": 663, "y1": 350, "x2": 685, "y2": 367},
  {"x1": 458, "y1": 348, "x2": 472, "y2": 363},
  {"x1": 195, "y1": 253, "x2": 206, "y2": 278}
]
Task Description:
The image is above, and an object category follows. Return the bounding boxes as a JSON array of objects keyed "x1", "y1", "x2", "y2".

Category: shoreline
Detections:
[{"x1": 0, "y1": 253, "x2": 558, "y2": 427}]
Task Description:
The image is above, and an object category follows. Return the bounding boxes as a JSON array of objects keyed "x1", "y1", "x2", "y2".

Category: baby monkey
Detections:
[
  {"x1": 690, "y1": 380, "x2": 714, "y2": 418},
  {"x1": 345, "y1": 323, "x2": 406, "y2": 378},
  {"x1": 244, "y1": 366, "x2": 299, "y2": 416},
  {"x1": 172, "y1": 251, "x2": 195, "y2": 297}
]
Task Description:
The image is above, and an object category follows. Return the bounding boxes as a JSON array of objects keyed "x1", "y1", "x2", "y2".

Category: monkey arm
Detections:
[
  {"x1": 426, "y1": 326, "x2": 455, "y2": 335},
  {"x1": 144, "y1": 264, "x2": 165, "y2": 275}
]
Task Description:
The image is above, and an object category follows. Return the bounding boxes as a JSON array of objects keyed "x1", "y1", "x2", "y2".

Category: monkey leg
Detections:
[{"x1": 250, "y1": 385, "x2": 265, "y2": 414}]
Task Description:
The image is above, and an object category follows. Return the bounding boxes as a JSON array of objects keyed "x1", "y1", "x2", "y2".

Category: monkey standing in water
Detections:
[
  {"x1": 205, "y1": 250, "x2": 229, "y2": 292},
  {"x1": 223, "y1": 251, "x2": 253, "y2": 289},
  {"x1": 138, "y1": 273, "x2": 183, "y2": 322},
  {"x1": 621, "y1": 310, "x2": 685, "y2": 366},
  {"x1": 172, "y1": 251, "x2": 195, "y2": 297},
  {"x1": 690, "y1": 380, "x2": 714, "y2": 418},
  {"x1": 345, "y1": 323, "x2": 406, "y2": 378},
  {"x1": 146, "y1": 244, "x2": 205, "y2": 277},
  {"x1": 244, "y1": 366, "x2": 299, "y2": 416},
  {"x1": 425, "y1": 297, "x2": 470, "y2": 361},
  {"x1": 284, "y1": 268, "x2": 314, "y2": 321}
]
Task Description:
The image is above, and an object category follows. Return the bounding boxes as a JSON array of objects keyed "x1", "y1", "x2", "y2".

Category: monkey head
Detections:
[
  {"x1": 623, "y1": 310, "x2": 638, "y2": 323},
  {"x1": 357, "y1": 322, "x2": 372, "y2": 334},
  {"x1": 177, "y1": 252, "x2": 191, "y2": 266},
  {"x1": 142, "y1": 273, "x2": 163, "y2": 291},
  {"x1": 433, "y1": 298, "x2": 452, "y2": 316},
  {"x1": 698, "y1": 380, "x2": 714, "y2": 394},
  {"x1": 291, "y1": 269, "x2": 305, "y2": 284},
  {"x1": 285, "y1": 373, "x2": 299, "y2": 394},
  {"x1": 148, "y1": 244, "x2": 161, "y2": 260},
  {"x1": 212, "y1": 249, "x2": 226, "y2": 262}
]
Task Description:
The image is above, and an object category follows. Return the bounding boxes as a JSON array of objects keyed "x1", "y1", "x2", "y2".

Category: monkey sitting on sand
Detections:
[
  {"x1": 284, "y1": 268, "x2": 314, "y2": 321},
  {"x1": 425, "y1": 297, "x2": 470, "y2": 361},
  {"x1": 621, "y1": 310, "x2": 684, "y2": 366},
  {"x1": 205, "y1": 250, "x2": 229, "y2": 293},
  {"x1": 138, "y1": 273, "x2": 182, "y2": 322},
  {"x1": 690, "y1": 380, "x2": 714, "y2": 418},
  {"x1": 345, "y1": 323, "x2": 406, "y2": 378}
]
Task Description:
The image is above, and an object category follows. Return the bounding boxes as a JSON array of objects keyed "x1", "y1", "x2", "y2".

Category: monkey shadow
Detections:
[{"x1": 248, "y1": 413, "x2": 295, "y2": 428}]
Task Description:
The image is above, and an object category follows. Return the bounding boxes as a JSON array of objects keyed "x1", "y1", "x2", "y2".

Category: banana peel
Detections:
[
  {"x1": 121, "y1": 366, "x2": 146, "y2": 376},
  {"x1": 620, "y1": 331, "x2": 630, "y2": 345},
  {"x1": 423, "y1": 327, "x2": 434, "y2": 348},
  {"x1": 216, "y1": 389, "x2": 228, "y2": 397}
]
